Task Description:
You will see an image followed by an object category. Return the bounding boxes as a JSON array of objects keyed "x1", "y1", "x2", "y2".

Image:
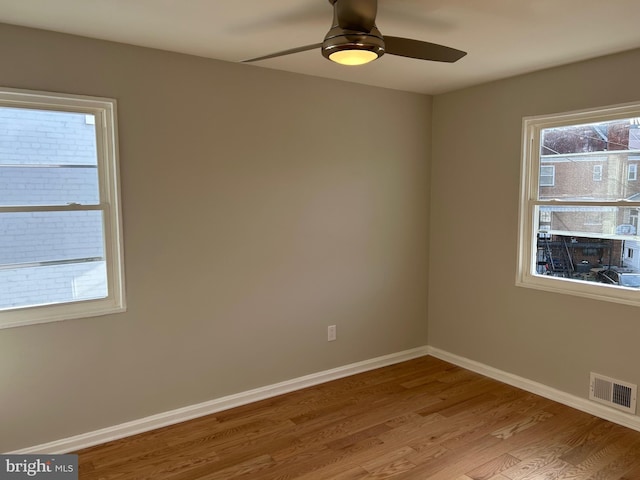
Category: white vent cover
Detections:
[{"x1": 589, "y1": 372, "x2": 637, "y2": 414}]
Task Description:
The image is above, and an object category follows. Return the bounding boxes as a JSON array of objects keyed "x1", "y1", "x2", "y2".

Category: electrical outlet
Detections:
[{"x1": 327, "y1": 325, "x2": 337, "y2": 341}]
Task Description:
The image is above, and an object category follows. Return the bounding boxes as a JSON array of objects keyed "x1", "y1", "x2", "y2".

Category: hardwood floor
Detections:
[{"x1": 76, "y1": 356, "x2": 640, "y2": 479}]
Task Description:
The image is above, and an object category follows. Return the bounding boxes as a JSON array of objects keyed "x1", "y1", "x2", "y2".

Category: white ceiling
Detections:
[{"x1": 1, "y1": 0, "x2": 640, "y2": 94}]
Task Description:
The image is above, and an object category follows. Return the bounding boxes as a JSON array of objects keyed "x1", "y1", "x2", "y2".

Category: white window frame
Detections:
[
  {"x1": 516, "y1": 101, "x2": 640, "y2": 307},
  {"x1": 629, "y1": 163, "x2": 638, "y2": 181},
  {"x1": 0, "y1": 87, "x2": 125, "y2": 329}
]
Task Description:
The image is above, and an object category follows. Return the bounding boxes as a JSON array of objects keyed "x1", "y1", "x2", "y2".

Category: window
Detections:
[
  {"x1": 593, "y1": 164, "x2": 603, "y2": 181},
  {"x1": 539, "y1": 165, "x2": 555, "y2": 186},
  {"x1": 0, "y1": 88, "x2": 125, "y2": 328},
  {"x1": 539, "y1": 210, "x2": 551, "y2": 223},
  {"x1": 517, "y1": 101, "x2": 640, "y2": 307}
]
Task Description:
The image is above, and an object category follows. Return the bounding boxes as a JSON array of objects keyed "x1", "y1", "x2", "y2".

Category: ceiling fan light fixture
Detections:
[
  {"x1": 328, "y1": 48, "x2": 379, "y2": 66},
  {"x1": 322, "y1": 26, "x2": 385, "y2": 66}
]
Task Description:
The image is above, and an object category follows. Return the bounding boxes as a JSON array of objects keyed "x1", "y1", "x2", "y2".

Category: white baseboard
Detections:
[
  {"x1": 14, "y1": 344, "x2": 640, "y2": 454},
  {"x1": 426, "y1": 346, "x2": 640, "y2": 433},
  {"x1": 10, "y1": 346, "x2": 430, "y2": 454}
]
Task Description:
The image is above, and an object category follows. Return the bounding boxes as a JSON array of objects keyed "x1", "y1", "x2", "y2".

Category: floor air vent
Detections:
[{"x1": 589, "y1": 373, "x2": 637, "y2": 414}]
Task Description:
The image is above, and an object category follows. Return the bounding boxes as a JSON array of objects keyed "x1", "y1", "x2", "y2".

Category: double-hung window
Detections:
[
  {"x1": 0, "y1": 88, "x2": 125, "y2": 328},
  {"x1": 517, "y1": 102, "x2": 640, "y2": 306}
]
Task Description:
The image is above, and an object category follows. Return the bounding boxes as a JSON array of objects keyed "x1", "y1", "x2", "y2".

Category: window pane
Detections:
[
  {"x1": 537, "y1": 205, "x2": 639, "y2": 239},
  {"x1": 536, "y1": 233, "x2": 640, "y2": 286},
  {"x1": 0, "y1": 107, "x2": 99, "y2": 206},
  {"x1": 539, "y1": 117, "x2": 640, "y2": 201},
  {"x1": 535, "y1": 206, "x2": 640, "y2": 282},
  {"x1": 0, "y1": 107, "x2": 97, "y2": 166},
  {"x1": 0, "y1": 211, "x2": 104, "y2": 265},
  {"x1": 0, "y1": 166, "x2": 99, "y2": 206},
  {"x1": 534, "y1": 231, "x2": 640, "y2": 286},
  {"x1": 0, "y1": 210, "x2": 107, "y2": 310},
  {"x1": 0, "y1": 261, "x2": 107, "y2": 310}
]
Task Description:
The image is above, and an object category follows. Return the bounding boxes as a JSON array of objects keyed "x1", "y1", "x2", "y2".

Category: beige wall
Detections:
[
  {"x1": 430, "y1": 48, "x2": 640, "y2": 405},
  {"x1": 0, "y1": 24, "x2": 431, "y2": 452}
]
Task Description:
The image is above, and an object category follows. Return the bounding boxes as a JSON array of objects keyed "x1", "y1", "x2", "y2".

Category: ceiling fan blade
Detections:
[
  {"x1": 242, "y1": 43, "x2": 323, "y2": 63},
  {"x1": 336, "y1": 0, "x2": 377, "y2": 32},
  {"x1": 384, "y1": 36, "x2": 466, "y2": 63}
]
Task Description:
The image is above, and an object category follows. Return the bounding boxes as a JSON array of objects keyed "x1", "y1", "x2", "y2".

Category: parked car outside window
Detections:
[{"x1": 598, "y1": 269, "x2": 640, "y2": 288}]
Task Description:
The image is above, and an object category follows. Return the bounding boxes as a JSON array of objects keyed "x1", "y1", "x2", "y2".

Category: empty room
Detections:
[{"x1": 2, "y1": 1, "x2": 640, "y2": 479}]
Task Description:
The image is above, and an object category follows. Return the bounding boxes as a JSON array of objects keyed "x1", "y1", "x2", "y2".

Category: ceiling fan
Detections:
[{"x1": 243, "y1": 0, "x2": 467, "y2": 66}]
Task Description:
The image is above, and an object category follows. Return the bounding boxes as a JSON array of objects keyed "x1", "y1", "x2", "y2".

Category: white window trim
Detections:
[
  {"x1": 516, "y1": 101, "x2": 640, "y2": 307},
  {"x1": 0, "y1": 87, "x2": 126, "y2": 329},
  {"x1": 629, "y1": 163, "x2": 637, "y2": 181}
]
